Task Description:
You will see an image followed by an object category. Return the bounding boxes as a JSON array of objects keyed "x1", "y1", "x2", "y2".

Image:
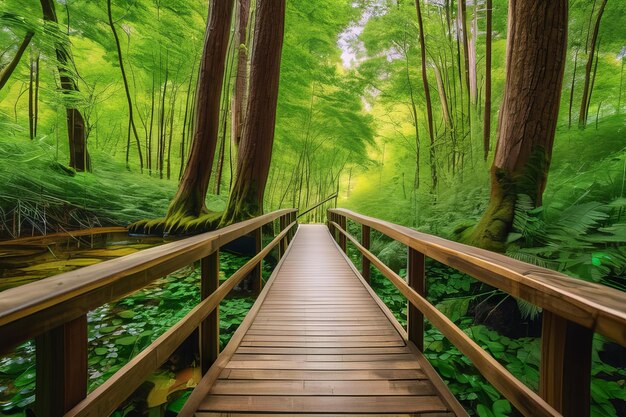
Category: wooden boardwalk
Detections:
[{"x1": 189, "y1": 224, "x2": 466, "y2": 416}]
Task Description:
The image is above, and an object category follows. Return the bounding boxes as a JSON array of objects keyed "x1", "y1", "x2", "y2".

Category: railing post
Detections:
[
  {"x1": 290, "y1": 211, "x2": 297, "y2": 241},
  {"x1": 361, "y1": 225, "x2": 371, "y2": 284},
  {"x1": 35, "y1": 315, "x2": 87, "y2": 417},
  {"x1": 339, "y1": 215, "x2": 347, "y2": 253},
  {"x1": 200, "y1": 250, "x2": 220, "y2": 374},
  {"x1": 250, "y1": 227, "x2": 263, "y2": 295},
  {"x1": 279, "y1": 215, "x2": 287, "y2": 259},
  {"x1": 407, "y1": 248, "x2": 425, "y2": 351},
  {"x1": 540, "y1": 310, "x2": 592, "y2": 417}
]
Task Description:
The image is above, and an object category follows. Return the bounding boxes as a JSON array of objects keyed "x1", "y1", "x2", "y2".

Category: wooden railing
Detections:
[
  {"x1": 328, "y1": 208, "x2": 626, "y2": 417},
  {"x1": 0, "y1": 209, "x2": 298, "y2": 417}
]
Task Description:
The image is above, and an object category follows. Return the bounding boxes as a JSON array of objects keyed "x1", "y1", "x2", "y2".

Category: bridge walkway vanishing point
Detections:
[{"x1": 184, "y1": 224, "x2": 466, "y2": 416}]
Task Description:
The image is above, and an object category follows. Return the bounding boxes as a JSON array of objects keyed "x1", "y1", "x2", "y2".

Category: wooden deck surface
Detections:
[{"x1": 192, "y1": 224, "x2": 465, "y2": 416}]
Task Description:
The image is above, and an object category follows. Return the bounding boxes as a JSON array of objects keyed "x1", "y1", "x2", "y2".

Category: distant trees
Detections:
[
  {"x1": 40, "y1": 0, "x2": 90, "y2": 171},
  {"x1": 467, "y1": 0, "x2": 568, "y2": 251},
  {"x1": 578, "y1": 0, "x2": 608, "y2": 128},
  {"x1": 414, "y1": 0, "x2": 437, "y2": 192},
  {"x1": 106, "y1": 0, "x2": 143, "y2": 171}
]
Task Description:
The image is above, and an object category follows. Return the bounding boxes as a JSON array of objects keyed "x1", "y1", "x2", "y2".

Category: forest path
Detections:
[{"x1": 188, "y1": 224, "x2": 466, "y2": 416}]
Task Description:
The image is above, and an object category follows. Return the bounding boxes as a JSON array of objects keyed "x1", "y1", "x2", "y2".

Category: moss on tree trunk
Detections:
[{"x1": 465, "y1": 0, "x2": 567, "y2": 251}]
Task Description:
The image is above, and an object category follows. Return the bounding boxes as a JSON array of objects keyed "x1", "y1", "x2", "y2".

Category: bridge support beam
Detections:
[
  {"x1": 407, "y1": 248, "x2": 425, "y2": 351},
  {"x1": 200, "y1": 250, "x2": 220, "y2": 373},
  {"x1": 540, "y1": 310, "x2": 592, "y2": 417},
  {"x1": 35, "y1": 315, "x2": 87, "y2": 417}
]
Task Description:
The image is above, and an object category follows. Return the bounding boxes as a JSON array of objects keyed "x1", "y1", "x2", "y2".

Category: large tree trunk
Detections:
[
  {"x1": 578, "y1": 0, "x2": 607, "y2": 128},
  {"x1": 483, "y1": 0, "x2": 492, "y2": 160},
  {"x1": 231, "y1": 0, "x2": 250, "y2": 150},
  {"x1": 467, "y1": 0, "x2": 568, "y2": 251},
  {"x1": 0, "y1": 31, "x2": 34, "y2": 92},
  {"x1": 415, "y1": 0, "x2": 437, "y2": 193},
  {"x1": 145, "y1": 0, "x2": 235, "y2": 233},
  {"x1": 220, "y1": 0, "x2": 286, "y2": 225},
  {"x1": 40, "y1": 0, "x2": 90, "y2": 171},
  {"x1": 107, "y1": 0, "x2": 144, "y2": 172}
]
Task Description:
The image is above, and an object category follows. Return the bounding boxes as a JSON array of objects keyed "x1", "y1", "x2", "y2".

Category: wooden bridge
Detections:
[{"x1": 1, "y1": 208, "x2": 625, "y2": 417}]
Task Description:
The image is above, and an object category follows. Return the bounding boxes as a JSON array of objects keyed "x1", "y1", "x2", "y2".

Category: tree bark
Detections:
[
  {"x1": 40, "y1": 0, "x2": 90, "y2": 171},
  {"x1": 220, "y1": 0, "x2": 286, "y2": 225},
  {"x1": 578, "y1": 0, "x2": 607, "y2": 128},
  {"x1": 231, "y1": 0, "x2": 250, "y2": 150},
  {"x1": 415, "y1": 0, "x2": 437, "y2": 192},
  {"x1": 467, "y1": 0, "x2": 568, "y2": 251},
  {"x1": 0, "y1": 31, "x2": 34, "y2": 92},
  {"x1": 107, "y1": 0, "x2": 144, "y2": 172},
  {"x1": 160, "y1": 0, "x2": 234, "y2": 231},
  {"x1": 483, "y1": 0, "x2": 492, "y2": 160}
]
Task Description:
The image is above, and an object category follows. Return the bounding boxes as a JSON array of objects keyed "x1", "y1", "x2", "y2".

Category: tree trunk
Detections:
[
  {"x1": 415, "y1": 0, "x2": 437, "y2": 193},
  {"x1": 29, "y1": 48, "x2": 35, "y2": 140},
  {"x1": 568, "y1": 47, "x2": 580, "y2": 128},
  {"x1": 220, "y1": 0, "x2": 286, "y2": 225},
  {"x1": 158, "y1": 0, "x2": 235, "y2": 232},
  {"x1": 483, "y1": 0, "x2": 492, "y2": 160},
  {"x1": 0, "y1": 31, "x2": 34, "y2": 92},
  {"x1": 34, "y1": 52, "x2": 40, "y2": 137},
  {"x1": 618, "y1": 57, "x2": 624, "y2": 114},
  {"x1": 107, "y1": 0, "x2": 144, "y2": 172},
  {"x1": 585, "y1": 38, "x2": 601, "y2": 122},
  {"x1": 578, "y1": 0, "x2": 607, "y2": 128},
  {"x1": 40, "y1": 0, "x2": 90, "y2": 171},
  {"x1": 467, "y1": 0, "x2": 568, "y2": 251},
  {"x1": 458, "y1": 0, "x2": 471, "y2": 108},
  {"x1": 231, "y1": 0, "x2": 250, "y2": 150},
  {"x1": 468, "y1": 3, "x2": 478, "y2": 105}
]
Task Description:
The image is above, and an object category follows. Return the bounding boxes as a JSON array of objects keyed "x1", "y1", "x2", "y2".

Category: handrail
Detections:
[
  {"x1": 296, "y1": 192, "x2": 338, "y2": 219},
  {"x1": 327, "y1": 208, "x2": 626, "y2": 417},
  {"x1": 0, "y1": 208, "x2": 298, "y2": 417},
  {"x1": 0, "y1": 209, "x2": 297, "y2": 352},
  {"x1": 329, "y1": 208, "x2": 626, "y2": 344}
]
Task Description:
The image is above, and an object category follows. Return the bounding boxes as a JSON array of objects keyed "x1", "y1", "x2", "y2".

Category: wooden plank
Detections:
[
  {"x1": 224, "y1": 360, "x2": 421, "y2": 370},
  {"x1": 220, "y1": 368, "x2": 427, "y2": 381},
  {"x1": 229, "y1": 353, "x2": 419, "y2": 362},
  {"x1": 540, "y1": 310, "x2": 593, "y2": 417},
  {"x1": 210, "y1": 379, "x2": 437, "y2": 396},
  {"x1": 196, "y1": 413, "x2": 455, "y2": 417},
  {"x1": 199, "y1": 395, "x2": 448, "y2": 413},
  {"x1": 234, "y1": 346, "x2": 413, "y2": 355},
  {"x1": 330, "y1": 208, "x2": 626, "y2": 346},
  {"x1": 200, "y1": 250, "x2": 220, "y2": 373}
]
